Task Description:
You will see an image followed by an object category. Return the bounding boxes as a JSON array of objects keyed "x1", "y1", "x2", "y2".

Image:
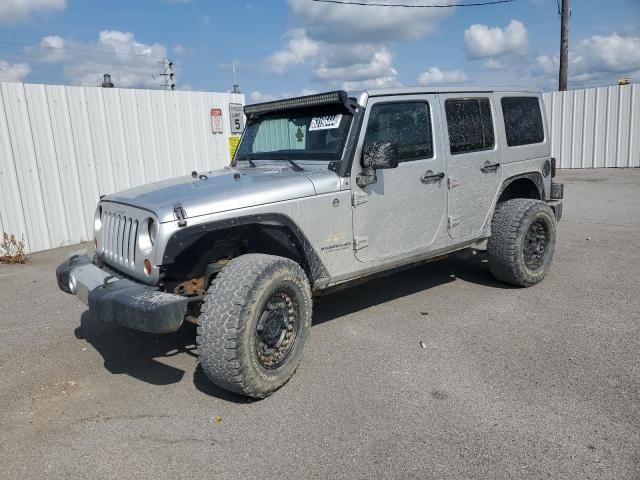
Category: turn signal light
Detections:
[
  {"x1": 144, "y1": 259, "x2": 152, "y2": 276},
  {"x1": 550, "y1": 157, "x2": 557, "y2": 178}
]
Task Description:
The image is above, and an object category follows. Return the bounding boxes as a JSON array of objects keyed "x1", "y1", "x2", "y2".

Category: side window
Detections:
[
  {"x1": 363, "y1": 102, "x2": 433, "y2": 162},
  {"x1": 501, "y1": 96, "x2": 544, "y2": 146},
  {"x1": 445, "y1": 98, "x2": 495, "y2": 155}
]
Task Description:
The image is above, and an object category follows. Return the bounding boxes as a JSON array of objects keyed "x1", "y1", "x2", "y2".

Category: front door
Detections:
[
  {"x1": 440, "y1": 94, "x2": 503, "y2": 239},
  {"x1": 351, "y1": 95, "x2": 447, "y2": 262}
]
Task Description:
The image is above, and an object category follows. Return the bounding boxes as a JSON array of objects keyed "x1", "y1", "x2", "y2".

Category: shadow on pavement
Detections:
[
  {"x1": 74, "y1": 312, "x2": 197, "y2": 386},
  {"x1": 74, "y1": 248, "x2": 511, "y2": 400},
  {"x1": 313, "y1": 248, "x2": 514, "y2": 325}
]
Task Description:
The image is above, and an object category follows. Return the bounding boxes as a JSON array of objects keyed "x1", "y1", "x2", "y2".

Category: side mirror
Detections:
[
  {"x1": 362, "y1": 141, "x2": 399, "y2": 170},
  {"x1": 356, "y1": 142, "x2": 399, "y2": 188}
]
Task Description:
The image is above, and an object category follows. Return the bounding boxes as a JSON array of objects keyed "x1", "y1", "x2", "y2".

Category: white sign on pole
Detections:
[
  {"x1": 210, "y1": 108, "x2": 223, "y2": 134},
  {"x1": 229, "y1": 103, "x2": 244, "y2": 134}
]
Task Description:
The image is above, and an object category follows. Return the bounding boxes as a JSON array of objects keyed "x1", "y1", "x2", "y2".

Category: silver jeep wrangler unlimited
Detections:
[{"x1": 57, "y1": 87, "x2": 564, "y2": 398}]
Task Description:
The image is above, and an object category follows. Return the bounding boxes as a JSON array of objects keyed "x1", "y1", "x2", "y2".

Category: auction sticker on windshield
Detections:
[{"x1": 309, "y1": 114, "x2": 342, "y2": 131}]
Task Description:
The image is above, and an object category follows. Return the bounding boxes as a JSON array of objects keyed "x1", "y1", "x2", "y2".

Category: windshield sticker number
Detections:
[{"x1": 309, "y1": 114, "x2": 342, "y2": 131}]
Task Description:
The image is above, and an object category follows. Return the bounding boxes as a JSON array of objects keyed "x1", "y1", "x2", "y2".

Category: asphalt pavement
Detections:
[{"x1": 0, "y1": 168, "x2": 638, "y2": 479}]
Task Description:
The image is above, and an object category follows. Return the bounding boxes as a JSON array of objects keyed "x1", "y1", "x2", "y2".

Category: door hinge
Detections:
[
  {"x1": 354, "y1": 236, "x2": 369, "y2": 251},
  {"x1": 448, "y1": 216, "x2": 460, "y2": 229},
  {"x1": 352, "y1": 191, "x2": 369, "y2": 206},
  {"x1": 447, "y1": 178, "x2": 461, "y2": 189}
]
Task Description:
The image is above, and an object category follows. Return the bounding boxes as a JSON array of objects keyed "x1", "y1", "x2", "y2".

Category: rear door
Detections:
[{"x1": 440, "y1": 94, "x2": 503, "y2": 239}]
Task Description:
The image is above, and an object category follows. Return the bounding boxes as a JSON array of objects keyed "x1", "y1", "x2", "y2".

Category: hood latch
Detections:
[{"x1": 174, "y1": 203, "x2": 187, "y2": 227}]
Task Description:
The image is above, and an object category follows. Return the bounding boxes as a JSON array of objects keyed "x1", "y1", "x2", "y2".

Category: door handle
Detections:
[
  {"x1": 481, "y1": 162, "x2": 501, "y2": 173},
  {"x1": 420, "y1": 171, "x2": 445, "y2": 183}
]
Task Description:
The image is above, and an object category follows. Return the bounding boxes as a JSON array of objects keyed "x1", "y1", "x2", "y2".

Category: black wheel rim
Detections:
[
  {"x1": 523, "y1": 219, "x2": 549, "y2": 270},
  {"x1": 255, "y1": 289, "x2": 299, "y2": 370}
]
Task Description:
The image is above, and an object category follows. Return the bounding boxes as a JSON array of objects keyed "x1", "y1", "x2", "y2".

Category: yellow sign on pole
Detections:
[{"x1": 228, "y1": 136, "x2": 241, "y2": 162}]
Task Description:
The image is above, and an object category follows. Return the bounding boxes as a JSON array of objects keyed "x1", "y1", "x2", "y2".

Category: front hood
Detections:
[{"x1": 103, "y1": 166, "x2": 341, "y2": 223}]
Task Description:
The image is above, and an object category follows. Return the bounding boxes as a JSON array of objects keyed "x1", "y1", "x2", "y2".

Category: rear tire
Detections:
[
  {"x1": 487, "y1": 199, "x2": 557, "y2": 287},
  {"x1": 197, "y1": 254, "x2": 312, "y2": 398}
]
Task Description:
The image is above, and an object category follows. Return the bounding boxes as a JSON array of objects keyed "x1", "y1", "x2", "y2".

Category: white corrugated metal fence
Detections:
[
  {"x1": 0, "y1": 81, "x2": 243, "y2": 253},
  {"x1": 543, "y1": 84, "x2": 640, "y2": 169},
  {"x1": 1, "y1": 82, "x2": 638, "y2": 254}
]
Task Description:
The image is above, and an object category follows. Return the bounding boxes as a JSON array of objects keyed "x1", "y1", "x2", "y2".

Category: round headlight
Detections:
[
  {"x1": 94, "y1": 205, "x2": 102, "y2": 231},
  {"x1": 138, "y1": 217, "x2": 157, "y2": 253},
  {"x1": 148, "y1": 218, "x2": 158, "y2": 246}
]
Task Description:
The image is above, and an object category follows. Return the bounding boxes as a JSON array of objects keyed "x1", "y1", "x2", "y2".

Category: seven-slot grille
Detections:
[{"x1": 100, "y1": 211, "x2": 138, "y2": 267}]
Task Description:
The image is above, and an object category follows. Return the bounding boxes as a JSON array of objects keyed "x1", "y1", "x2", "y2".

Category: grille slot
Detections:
[{"x1": 101, "y1": 211, "x2": 137, "y2": 267}]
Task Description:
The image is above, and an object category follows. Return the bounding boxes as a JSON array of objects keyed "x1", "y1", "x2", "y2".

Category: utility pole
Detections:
[
  {"x1": 161, "y1": 59, "x2": 175, "y2": 91},
  {"x1": 558, "y1": 0, "x2": 570, "y2": 91}
]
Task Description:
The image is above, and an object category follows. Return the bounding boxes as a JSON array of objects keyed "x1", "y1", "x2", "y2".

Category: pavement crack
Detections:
[{"x1": 77, "y1": 413, "x2": 174, "y2": 424}]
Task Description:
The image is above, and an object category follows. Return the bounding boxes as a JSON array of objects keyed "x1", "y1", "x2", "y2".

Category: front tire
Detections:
[
  {"x1": 487, "y1": 199, "x2": 557, "y2": 287},
  {"x1": 197, "y1": 254, "x2": 312, "y2": 398}
]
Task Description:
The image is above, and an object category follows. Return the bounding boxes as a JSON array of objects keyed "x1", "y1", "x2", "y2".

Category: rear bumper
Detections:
[
  {"x1": 56, "y1": 253, "x2": 188, "y2": 333},
  {"x1": 547, "y1": 180, "x2": 564, "y2": 222}
]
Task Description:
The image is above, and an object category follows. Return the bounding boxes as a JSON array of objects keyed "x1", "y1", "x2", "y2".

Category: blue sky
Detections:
[{"x1": 0, "y1": 0, "x2": 638, "y2": 100}]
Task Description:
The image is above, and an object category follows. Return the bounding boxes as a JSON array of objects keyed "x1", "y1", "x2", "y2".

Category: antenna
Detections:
[
  {"x1": 159, "y1": 59, "x2": 175, "y2": 90},
  {"x1": 232, "y1": 59, "x2": 240, "y2": 94}
]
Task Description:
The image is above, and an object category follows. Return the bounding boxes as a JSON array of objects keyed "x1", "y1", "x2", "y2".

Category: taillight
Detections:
[{"x1": 550, "y1": 157, "x2": 557, "y2": 178}]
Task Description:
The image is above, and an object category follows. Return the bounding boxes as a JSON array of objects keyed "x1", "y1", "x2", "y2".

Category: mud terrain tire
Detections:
[
  {"x1": 197, "y1": 254, "x2": 312, "y2": 398},
  {"x1": 487, "y1": 199, "x2": 557, "y2": 287}
]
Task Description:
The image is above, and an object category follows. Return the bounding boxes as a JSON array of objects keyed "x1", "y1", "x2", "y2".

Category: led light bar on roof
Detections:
[{"x1": 244, "y1": 90, "x2": 350, "y2": 116}]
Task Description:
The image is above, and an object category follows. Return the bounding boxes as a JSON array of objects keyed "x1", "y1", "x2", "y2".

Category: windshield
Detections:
[{"x1": 235, "y1": 105, "x2": 353, "y2": 162}]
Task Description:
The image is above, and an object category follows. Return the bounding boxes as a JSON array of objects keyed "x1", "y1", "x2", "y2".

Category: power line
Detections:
[{"x1": 309, "y1": 0, "x2": 515, "y2": 7}]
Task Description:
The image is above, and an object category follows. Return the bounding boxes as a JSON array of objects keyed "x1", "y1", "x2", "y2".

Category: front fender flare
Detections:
[{"x1": 162, "y1": 213, "x2": 330, "y2": 288}]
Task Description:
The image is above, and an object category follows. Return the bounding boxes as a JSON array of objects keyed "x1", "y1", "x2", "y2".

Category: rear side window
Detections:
[
  {"x1": 445, "y1": 98, "x2": 495, "y2": 155},
  {"x1": 501, "y1": 97, "x2": 544, "y2": 146},
  {"x1": 363, "y1": 102, "x2": 433, "y2": 162}
]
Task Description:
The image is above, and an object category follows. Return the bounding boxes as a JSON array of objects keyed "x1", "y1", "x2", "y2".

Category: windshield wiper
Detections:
[
  {"x1": 283, "y1": 158, "x2": 304, "y2": 172},
  {"x1": 236, "y1": 156, "x2": 257, "y2": 168},
  {"x1": 240, "y1": 155, "x2": 305, "y2": 172},
  {"x1": 252, "y1": 156, "x2": 305, "y2": 172}
]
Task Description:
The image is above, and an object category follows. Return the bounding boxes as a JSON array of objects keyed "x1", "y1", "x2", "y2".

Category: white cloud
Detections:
[
  {"x1": 534, "y1": 33, "x2": 640, "y2": 87},
  {"x1": 287, "y1": 0, "x2": 454, "y2": 43},
  {"x1": 27, "y1": 30, "x2": 168, "y2": 88},
  {"x1": 249, "y1": 89, "x2": 319, "y2": 103},
  {"x1": 0, "y1": 0, "x2": 65, "y2": 23},
  {"x1": 313, "y1": 48, "x2": 395, "y2": 83},
  {"x1": 0, "y1": 60, "x2": 30, "y2": 81},
  {"x1": 267, "y1": 29, "x2": 320, "y2": 73},
  {"x1": 484, "y1": 58, "x2": 508, "y2": 70},
  {"x1": 173, "y1": 44, "x2": 189, "y2": 57},
  {"x1": 266, "y1": 0, "x2": 457, "y2": 90},
  {"x1": 266, "y1": 28, "x2": 400, "y2": 89},
  {"x1": 417, "y1": 67, "x2": 467, "y2": 86},
  {"x1": 314, "y1": 48, "x2": 398, "y2": 89},
  {"x1": 572, "y1": 33, "x2": 640, "y2": 76},
  {"x1": 249, "y1": 91, "x2": 280, "y2": 103},
  {"x1": 464, "y1": 20, "x2": 528, "y2": 59},
  {"x1": 37, "y1": 35, "x2": 67, "y2": 62}
]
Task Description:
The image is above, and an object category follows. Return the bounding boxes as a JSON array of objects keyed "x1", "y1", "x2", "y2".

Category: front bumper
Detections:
[{"x1": 56, "y1": 253, "x2": 188, "y2": 333}]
